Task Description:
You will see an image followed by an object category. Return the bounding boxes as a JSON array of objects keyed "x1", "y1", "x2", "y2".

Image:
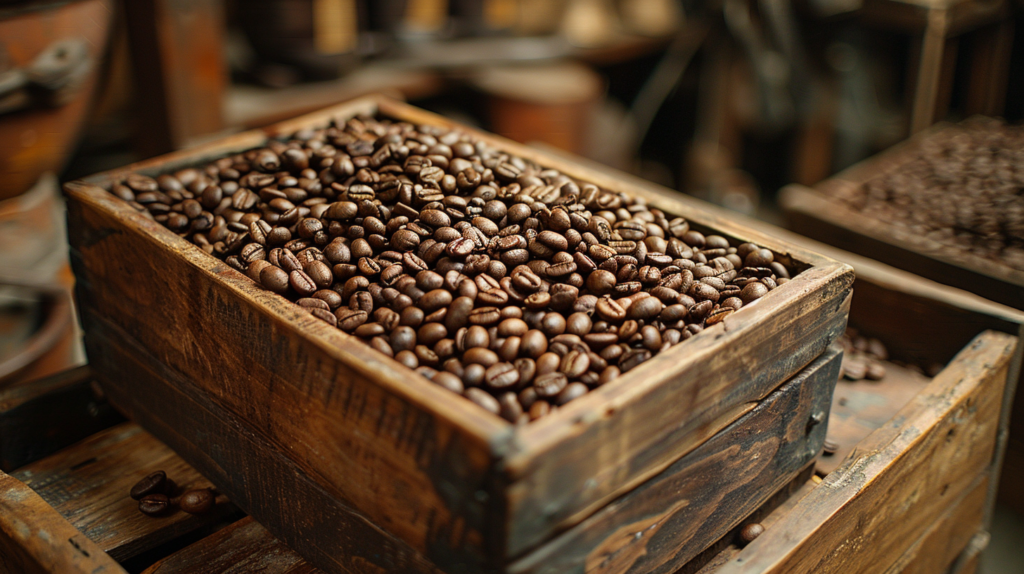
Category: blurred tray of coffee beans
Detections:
[
  {"x1": 779, "y1": 117, "x2": 1024, "y2": 310},
  {"x1": 63, "y1": 94, "x2": 854, "y2": 573},
  {"x1": 3, "y1": 235, "x2": 1015, "y2": 573}
]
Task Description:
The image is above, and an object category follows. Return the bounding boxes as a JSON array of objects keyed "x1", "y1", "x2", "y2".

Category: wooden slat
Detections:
[
  {"x1": 141, "y1": 517, "x2": 320, "y2": 574},
  {"x1": 11, "y1": 422, "x2": 237, "y2": 562},
  {"x1": 0, "y1": 365, "x2": 122, "y2": 471},
  {"x1": 883, "y1": 472, "x2": 988, "y2": 574},
  {"x1": 0, "y1": 470, "x2": 127, "y2": 574},
  {"x1": 509, "y1": 347, "x2": 841, "y2": 574},
  {"x1": 715, "y1": 329, "x2": 1016, "y2": 574}
]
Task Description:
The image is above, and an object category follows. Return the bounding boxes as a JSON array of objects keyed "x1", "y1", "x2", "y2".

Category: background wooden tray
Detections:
[
  {"x1": 779, "y1": 118, "x2": 1024, "y2": 310},
  {"x1": 65, "y1": 95, "x2": 853, "y2": 572}
]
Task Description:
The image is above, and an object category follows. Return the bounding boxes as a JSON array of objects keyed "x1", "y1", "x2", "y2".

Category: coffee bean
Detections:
[
  {"x1": 559, "y1": 350, "x2": 590, "y2": 378},
  {"x1": 556, "y1": 382, "x2": 588, "y2": 405},
  {"x1": 130, "y1": 471, "x2": 167, "y2": 500},
  {"x1": 464, "y1": 387, "x2": 500, "y2": 414},
  {"x1": 738, "y1": 523, "x2": 764, "y2": 546},
  {"x1": 485, "y1": 362, "x2": 520, "y2": 389},
  {"x1": 139, "y1": 494, "x2": 171, "y2": 516},
  {"x1": 179, "y1": 488, "x2": 215, "y2": 515},
  {"x1": 534, "y1": 372, "x2": 568, "y2": 397}
]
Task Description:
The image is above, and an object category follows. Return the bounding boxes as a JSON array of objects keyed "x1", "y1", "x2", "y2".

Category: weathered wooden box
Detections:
[
  {"x1": 10, "y1": 240, "x2": 1015, "y2": 574},
  {"x1": 64, "y1": 96, "x2": 853, "y2": 573},
  {"x1": 779, "y1": 118, "x2": 1024, "y2": 310}
]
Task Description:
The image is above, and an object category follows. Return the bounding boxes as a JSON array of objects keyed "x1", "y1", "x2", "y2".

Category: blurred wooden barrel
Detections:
[{"x1": 0, "y1": 0, "x2": 113, "y2": 200}]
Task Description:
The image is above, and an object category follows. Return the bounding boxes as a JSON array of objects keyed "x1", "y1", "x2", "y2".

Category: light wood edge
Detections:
[
  {"x1": 0, "y1": 471, "x2": 128, "y2": 574},
  {"x1": 718, "y1": 329, "x2": 1018, "y2": 573},
  {"x1": 64, "y1": 180, "x2": 509, "y2": 452},
  {"x1": 65, "y1": 93, "x2": 853, "y2": 460}
]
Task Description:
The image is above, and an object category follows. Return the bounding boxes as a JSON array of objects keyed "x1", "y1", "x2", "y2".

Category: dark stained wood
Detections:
[
  {"x1": 0, "y1": 470, "x2": 127, "y2": 574},
  {"x1": 0, "y1": 365, "x2": 122, "y2": 472},
  {"x1": 64, "y1": 94, "x2": 853, "y2": 570},
  {"x1": 714, "y1": 330, "x2": 1016, "y2": 574},
  {"x1": 509, "y1": 347, "x2": 841, "y2": 574},
  {"x1": 122, "y1": 0, "x2": 226, "y2": 156},
  {"x1": 141, "y1": 517, "x2": 321, "y2": 574},
  {"x1": 11, "y1": 422, "x2": 238, "y2": 563}
]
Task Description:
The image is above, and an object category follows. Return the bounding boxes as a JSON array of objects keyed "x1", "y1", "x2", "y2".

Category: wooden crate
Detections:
[
  {"x1": 64, "y1": 95, "x2": 854, "y2": 572},
  {"x1": 778, "y1": 118, "x2": 1024, "y2": 310},
  {"x1": 0, "y1": 349, "x2": 835, "y2": 574},
  {"x1": 511, "y1": 145, "x2": 1023, "y2": 574},
  {"x1": 6, "y1": 257, "x2": 1011, "y2": 574}
]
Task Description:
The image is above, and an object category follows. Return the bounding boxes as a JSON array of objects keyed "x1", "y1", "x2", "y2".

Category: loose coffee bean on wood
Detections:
[
  {"x1": 179, "y1": 488, "x2": 216, "y2": 515},
  {"x1": 129, "y1": 470, "x2": 167, "y2": 500},
  {"x1": 138, "y1": 494, "x2": 171, "y2": 517},
  {"x1": 112, "y1": 113, "x2": 797, "y2": 420}
]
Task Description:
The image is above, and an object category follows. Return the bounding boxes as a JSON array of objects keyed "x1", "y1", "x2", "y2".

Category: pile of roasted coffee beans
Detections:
[
  {"x1": 112, "y1": 114, "x2": 795, "y2": 422},
  {"x1": 832, "y1": 122, "x2": 1024, "y2": 271},
  {"x1": 129, "y1": 470, "x2": 217, "y2": 517}
]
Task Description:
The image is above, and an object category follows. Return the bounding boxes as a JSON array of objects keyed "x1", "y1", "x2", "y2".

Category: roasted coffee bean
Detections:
[
  {"x1": 115, "y1": 113, "x2": 798, "y2": 418},
  {"x1": 464, "y1": 387, "x2": 500, "y2": 414},
  {"x1": 738, "y1": 523, "x2": 765, "y2": 546},
  {"x1": 534, "y1": 372, "x2": 568, "y2": 397},
  {"x1": 485, "y1": 362, "x2": 520, "y2": 389},
  {"x1": 179, "y1": 488, "x2": 215, "y2": 515},
  {"x1": 130, "y1": 471, "x2": 167, "y2": 500},
  {"x1": 139, "y1": 494, "x2": 171, "y2": 516},
  {"x1": 556, "y1": 382, "x2": 588, "y2": 405}
]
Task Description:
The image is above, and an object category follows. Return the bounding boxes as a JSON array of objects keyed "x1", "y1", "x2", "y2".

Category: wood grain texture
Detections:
[
  {"x1": 0, "y1": 365, "x2": 122, "y2": 472},
  {"x1": 509, "y1": 347, "x2": 841, "y2": 574},
  {"x1": 716, "y1": 330, "x2": 1016, "y2": 574},
  {"x1": 0, "y1": 470, "x2": 126, "y2": 574},
  {"x1": 65, "y1": 94, "x2": 853, "y2": 568},
  {"x1": 779, "y1": 117, "x2": 1024, "y2": 310},
  {"x1": 883, "y1": 473, "x2": 988, "y2": 574},
  {"x1": 11, "y1": 422, "x2": 237, "y2": 563},
  {"x1": 818, "y1": 363, "x2": 930, "y2": 475},
  {"x1": 80, "y1": 310, "x2": 446, "y2": 574},
  {"x1": 141, "y1": 517, "x2": 321, "y2": 574}
]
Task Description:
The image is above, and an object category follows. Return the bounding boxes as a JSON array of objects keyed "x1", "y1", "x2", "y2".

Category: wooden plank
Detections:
[
  {"x1": 818, "y1": 363, "x2": 930, "y2": 475},
  {"x1": 884, "y1": 472, "x2": 988, "y2": 574},
  {"x1": 141, "y1": 517, "x2": 321, "y2": 574},
  {"x1": 11, "y1": 422, "x2": 238, "y2": 563},
  {"x1": 509, "y1": 347, "x2": 841, "y2": 574},
  {"x1": 0, "y1": 365, "x2": 122, "y2": 472},
  {"x1": 0, "y1": 470, "x2": 127, "y2": 574},
  {"x1": 715, "y1": 329, "x2": 1016, "y2": 574}
]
